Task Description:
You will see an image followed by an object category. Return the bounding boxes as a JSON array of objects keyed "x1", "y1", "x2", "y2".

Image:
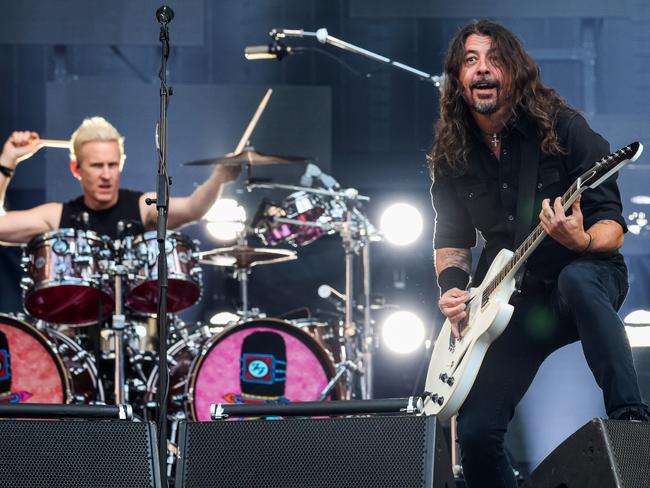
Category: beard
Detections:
[
  {"x1": 466, "y1": 78, "x2": 506, "y2": 114},
  {"x1": 472, "y1": 97, "x2": 500, "y2": 114}
]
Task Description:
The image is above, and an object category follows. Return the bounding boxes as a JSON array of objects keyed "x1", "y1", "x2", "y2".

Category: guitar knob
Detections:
[
  {"x1": 436, "y1": 395, "x2": 444, "y2": 406},
  {"x1": 439, "y1": 373, "x2": 449, "y2": 383}
]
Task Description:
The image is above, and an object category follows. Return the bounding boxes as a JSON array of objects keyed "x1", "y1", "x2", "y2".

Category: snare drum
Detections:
[
  {"x1": 125, "y1": 231, "x2": 202, "y2": 314},
  {"x1": 22, "y1": 229, "x2": 114, "y2": 326},
  {"x1": 146, "y1": 318, "x2": 342, "y2": 421},
  {"x1": 256, "y1": 191, "x2": 345, "y2": 247},
  {"x1": 0, "y1": 314, "x2": 104, "y2": 404}
]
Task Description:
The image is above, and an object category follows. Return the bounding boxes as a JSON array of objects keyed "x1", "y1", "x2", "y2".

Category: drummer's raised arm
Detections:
[
  {"x1": 0, "y1": 131, "x2": 61, "y2": 245},
  {"x1": 0, "y1": 203, "x2": 62, "y2": 245},
  {"x1": 0, "y1": 131, "x2": 43, "y2": 210},
  {"x1": 139, "y1": 163, "x2": 242, "y2": 231}
]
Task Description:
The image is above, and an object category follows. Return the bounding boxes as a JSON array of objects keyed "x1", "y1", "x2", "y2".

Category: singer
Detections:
[
  {"x1": 429, "y1": 20, "x2": 649, "y2": 488},
  {"x1": 0, "y1": 116, "x2": 240, "y2": 242}
]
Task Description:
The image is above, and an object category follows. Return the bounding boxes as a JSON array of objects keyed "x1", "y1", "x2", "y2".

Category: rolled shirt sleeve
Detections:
[{"x1": 563, "y1": 113, "x2": 628, "y2": 233}]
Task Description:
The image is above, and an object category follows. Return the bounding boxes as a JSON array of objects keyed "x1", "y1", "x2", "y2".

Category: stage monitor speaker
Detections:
[
  {"x1": 0, "y1": 419, "x2": 161, "y2": 488},
  {"x1": 523, "y1": 418, "x2": 650, "y2": 487},
  {"x1": 175, "y1": 414, "x2": 455, "y2": 488}
]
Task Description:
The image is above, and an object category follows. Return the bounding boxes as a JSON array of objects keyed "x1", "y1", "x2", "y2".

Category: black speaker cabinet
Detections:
[
  {"x1": 523, "y1": 418, "x2": 650, "y2": 487},
  {"x1": 0, "y1": 419, "x2": 161, "y2": 488},
  {"x1": 175, "y1": 415, "x2": 455, "y2": 488}
]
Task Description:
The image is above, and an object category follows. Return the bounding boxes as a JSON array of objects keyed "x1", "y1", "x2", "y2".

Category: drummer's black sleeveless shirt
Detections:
[{"x1": 59, "y1": 189, "x2": 144, "y2": 239}]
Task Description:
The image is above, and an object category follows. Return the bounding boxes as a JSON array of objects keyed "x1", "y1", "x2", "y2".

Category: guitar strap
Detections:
[{"x1": 513, "y1": 136, "x2": 541, "y2": 289}]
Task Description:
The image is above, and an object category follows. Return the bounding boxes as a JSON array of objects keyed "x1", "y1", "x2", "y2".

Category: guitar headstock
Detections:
[{"x1": 580, "y1": 142, "x2": 643, "y2": 190}]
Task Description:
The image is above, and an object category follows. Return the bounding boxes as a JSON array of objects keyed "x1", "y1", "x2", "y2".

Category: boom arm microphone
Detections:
[{"x1": 244, "y1": 41, "x2": 293, "y2": 60}]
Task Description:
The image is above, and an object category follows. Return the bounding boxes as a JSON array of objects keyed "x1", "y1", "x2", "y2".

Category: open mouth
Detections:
[{"x1": 470, "y1": 80, "x2": 499, "y2": 92}]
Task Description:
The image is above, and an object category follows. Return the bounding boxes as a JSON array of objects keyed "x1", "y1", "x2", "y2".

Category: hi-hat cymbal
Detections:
[
  {"x1": 197, "y1": 245, "x2": 297, "y2": 269},
  {"x1": 185, "y1": 146, "x2": 311, "y2": 167}
]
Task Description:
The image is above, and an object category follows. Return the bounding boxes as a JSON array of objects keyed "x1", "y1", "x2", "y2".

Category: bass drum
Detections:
[
  {"x1": 146, "y1": 318, "x2": 342, "y2": 421},
  {"x1": 0, "y1": 314, "x2": 104, "y2": 404}
]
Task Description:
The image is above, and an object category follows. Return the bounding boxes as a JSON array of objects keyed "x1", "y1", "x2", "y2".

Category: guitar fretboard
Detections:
[{"x1": 479, "y1": 146, "x2": 634, "y2": 307}]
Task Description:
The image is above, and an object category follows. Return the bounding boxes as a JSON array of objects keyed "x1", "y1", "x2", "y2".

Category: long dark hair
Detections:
[{"x1": 429, "y1": 20, "x2": 570, "y2": 177}]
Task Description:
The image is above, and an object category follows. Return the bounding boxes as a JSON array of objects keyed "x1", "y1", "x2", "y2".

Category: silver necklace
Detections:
[{"x1": 484, "y1": 132, "x2": 500, "y2": 147}]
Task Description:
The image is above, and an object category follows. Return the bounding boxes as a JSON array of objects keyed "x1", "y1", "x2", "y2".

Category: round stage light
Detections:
[
  {"x1": 380, "y1": 202, "x2": 423, "y2": 246},
  {"x1": 204, "y1": 198, "x2": 246, "y2": 241},
  {"x1": 381, "y1": 310, "x2": 426, "y2": 354}
]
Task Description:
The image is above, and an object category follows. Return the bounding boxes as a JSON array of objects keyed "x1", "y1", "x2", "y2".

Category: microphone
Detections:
[
  {"x1": 270, "y1": 28, "x2": 306, "y2": 39},
  {"x1": 318, "y1": 284, "x2": 346, "y2": 302},
  {"x1": 156, "y1": 5, "x2": 174, "y2": 24},
  {"x1": 244, "y1": 41, "x2": 293, "y2": 61},
  {"x1": 299, "y1": 163, "x2": 340, "y2": 190}
]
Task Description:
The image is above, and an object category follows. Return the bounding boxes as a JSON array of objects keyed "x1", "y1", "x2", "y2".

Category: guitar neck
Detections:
[{"x1": 481, "y1": 178, "x2": 583, "y2": 305}]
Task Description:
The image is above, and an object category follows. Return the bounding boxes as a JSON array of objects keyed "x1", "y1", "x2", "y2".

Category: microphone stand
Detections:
[
  {"x1": 270, "y1": 28, "x2": 443, "y2": 88},
  {"x1": 148, "y1": 5, "x2": 174, "y2": 483}
]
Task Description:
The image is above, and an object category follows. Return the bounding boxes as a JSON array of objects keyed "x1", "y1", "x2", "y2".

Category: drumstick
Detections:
[
  {"x1": 39, "y1": 139, "x2": 70, "y2": 149},
  {"x1": 233, "y1": 88, "x2": 273, "y2": 154}
]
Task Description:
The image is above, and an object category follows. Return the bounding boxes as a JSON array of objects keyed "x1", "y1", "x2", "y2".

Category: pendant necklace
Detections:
[{"x1": 484, "y1": 132, "x2": 500, "y2": 148}]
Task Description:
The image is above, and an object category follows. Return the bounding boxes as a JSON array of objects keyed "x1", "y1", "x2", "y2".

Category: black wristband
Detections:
[
  {"x1": 0, "y1": 165, "x2": 14, "y2": 177},
  {"x1": 437, "y1": 266, "x2": 470, "y2": 295}
]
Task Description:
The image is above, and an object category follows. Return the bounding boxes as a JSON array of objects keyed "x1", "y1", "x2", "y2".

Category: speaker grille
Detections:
[
  {"x1": 604, "y1": 419, "x2": 650, "y2": 487},
  {"x1": 0, "y1": 420, "x2": 157, "y2": 488},
  {"x1": 178, "y1": 415, "x2": 434, "y2": 488}
]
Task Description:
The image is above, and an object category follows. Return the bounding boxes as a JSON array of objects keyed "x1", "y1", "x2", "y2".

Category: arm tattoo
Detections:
[{"x1": 434, "y1": 247, "x2": 472, "y2": 274}]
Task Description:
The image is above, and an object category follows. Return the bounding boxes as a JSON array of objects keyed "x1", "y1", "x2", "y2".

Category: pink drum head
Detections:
[
  {"x1": 190, "y1": 319, "x2": 338, "y2": 420},
  {"x1": 0, "y1": 315, "x2": 68, "y2": 404},
  {"x1": 25, "y1": 285, "x2": 114, "y2": 326}
]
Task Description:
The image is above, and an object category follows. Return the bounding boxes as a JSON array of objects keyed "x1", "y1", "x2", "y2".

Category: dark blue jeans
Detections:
[{"x1": 456, "y1": 257, "x2": 648, "y2": 488}]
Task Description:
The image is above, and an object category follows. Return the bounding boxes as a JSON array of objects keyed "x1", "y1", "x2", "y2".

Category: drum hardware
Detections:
[
  {"x1": 249, "y1": 178, "x2": 380, "y2": 399},
  {"x1": 111, "y1": 269, "x2": 128, "y2": 404},
  {"x1": 318, "y1": 360, "x2": 362, "y2": 401},
  {"x1": 198, "y1": 241, "x2": 296, "y2": 320}
]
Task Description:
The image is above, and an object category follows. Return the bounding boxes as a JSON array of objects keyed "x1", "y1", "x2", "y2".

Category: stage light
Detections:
[
  {"x1": 382, "y1": 310, "x2": 425, "y2": 354},
  {"x1": 209, "y1": 311, "x2": 239, "y2": 326},
  {"x1": 380, "y1": 202, "x2": 423, "y2": 246},
  {"x1": 624, "y1": 310, "x2": 650, "y2": 347},
  {"x1": 204, "y1": 198, "x2": 246, "y2": 241}
]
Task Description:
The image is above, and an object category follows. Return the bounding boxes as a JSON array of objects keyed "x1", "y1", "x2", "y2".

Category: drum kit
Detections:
[{"x1": 0, "y1": 146, "x2": 380, "y2": 471}]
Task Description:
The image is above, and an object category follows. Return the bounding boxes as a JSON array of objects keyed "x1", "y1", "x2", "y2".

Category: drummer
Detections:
[{"x1": 0, "y1": 116, "x2": 240, "y2": 243}]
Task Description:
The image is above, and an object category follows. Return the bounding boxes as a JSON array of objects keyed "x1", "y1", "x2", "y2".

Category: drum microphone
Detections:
[
  {"x1": 245, "y1": 41, "x2": 293, "y2": 60},
  {"x1": 318, "y1": 284, "x2": 346, "y2": 303},
  {"x1": 300, "y1": 163, "x2": 340, "y2": 190}
]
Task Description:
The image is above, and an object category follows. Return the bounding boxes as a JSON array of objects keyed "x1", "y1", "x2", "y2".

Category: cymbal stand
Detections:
[
  {"x1": 337, "y1": 195, "x2": 379, "y2": 399},
  {"x1": 235, "y1": 267, "x2": 251, "y2": 320},
  {"x1": 234, "y1": 235, "x2": 252, "y2": 320}
]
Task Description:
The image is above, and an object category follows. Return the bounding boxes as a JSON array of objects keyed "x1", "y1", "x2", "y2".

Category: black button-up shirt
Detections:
[{"x1": 430, "y1": 110, "x2": 627, "y2": 289}]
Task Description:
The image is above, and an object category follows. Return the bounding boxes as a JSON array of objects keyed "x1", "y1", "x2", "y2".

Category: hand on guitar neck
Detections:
[{"x1": 539, "y1": 195, "x2": 590, "y2": 252}]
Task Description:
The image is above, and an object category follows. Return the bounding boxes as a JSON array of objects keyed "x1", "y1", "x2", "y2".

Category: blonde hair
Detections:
[{"x1": 70, "y1": 116, "x2": 126, "y2": 169}]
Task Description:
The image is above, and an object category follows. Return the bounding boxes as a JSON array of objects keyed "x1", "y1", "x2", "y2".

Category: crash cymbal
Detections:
[
  {"x1": 197, "y1": 245, "x2": 297, "y2": 269},
  {"x1": 185, "y1": 146, "x2": 311, "y2": 167}
]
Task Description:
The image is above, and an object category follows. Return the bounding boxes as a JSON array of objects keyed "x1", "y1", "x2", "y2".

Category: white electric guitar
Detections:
[{"x1": 424, "y1": 141, "x2": 643, "y2": 420}]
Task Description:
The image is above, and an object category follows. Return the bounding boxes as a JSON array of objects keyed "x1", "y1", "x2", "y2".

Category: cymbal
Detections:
[
  {"x1": 197, "y1": 245, "x2": 297, "y2": 269},
  {"x1": 185, "y1": 146, "x2": 311, "y2": 167}
]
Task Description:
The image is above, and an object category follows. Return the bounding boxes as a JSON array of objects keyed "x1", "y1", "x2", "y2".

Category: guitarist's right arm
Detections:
[
  {"x1": 436, "y1": 247, "x2": 471, "y2": 338},
  {"x1": 430, "y1": 172, "x2": 476, "y2": 338}
]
